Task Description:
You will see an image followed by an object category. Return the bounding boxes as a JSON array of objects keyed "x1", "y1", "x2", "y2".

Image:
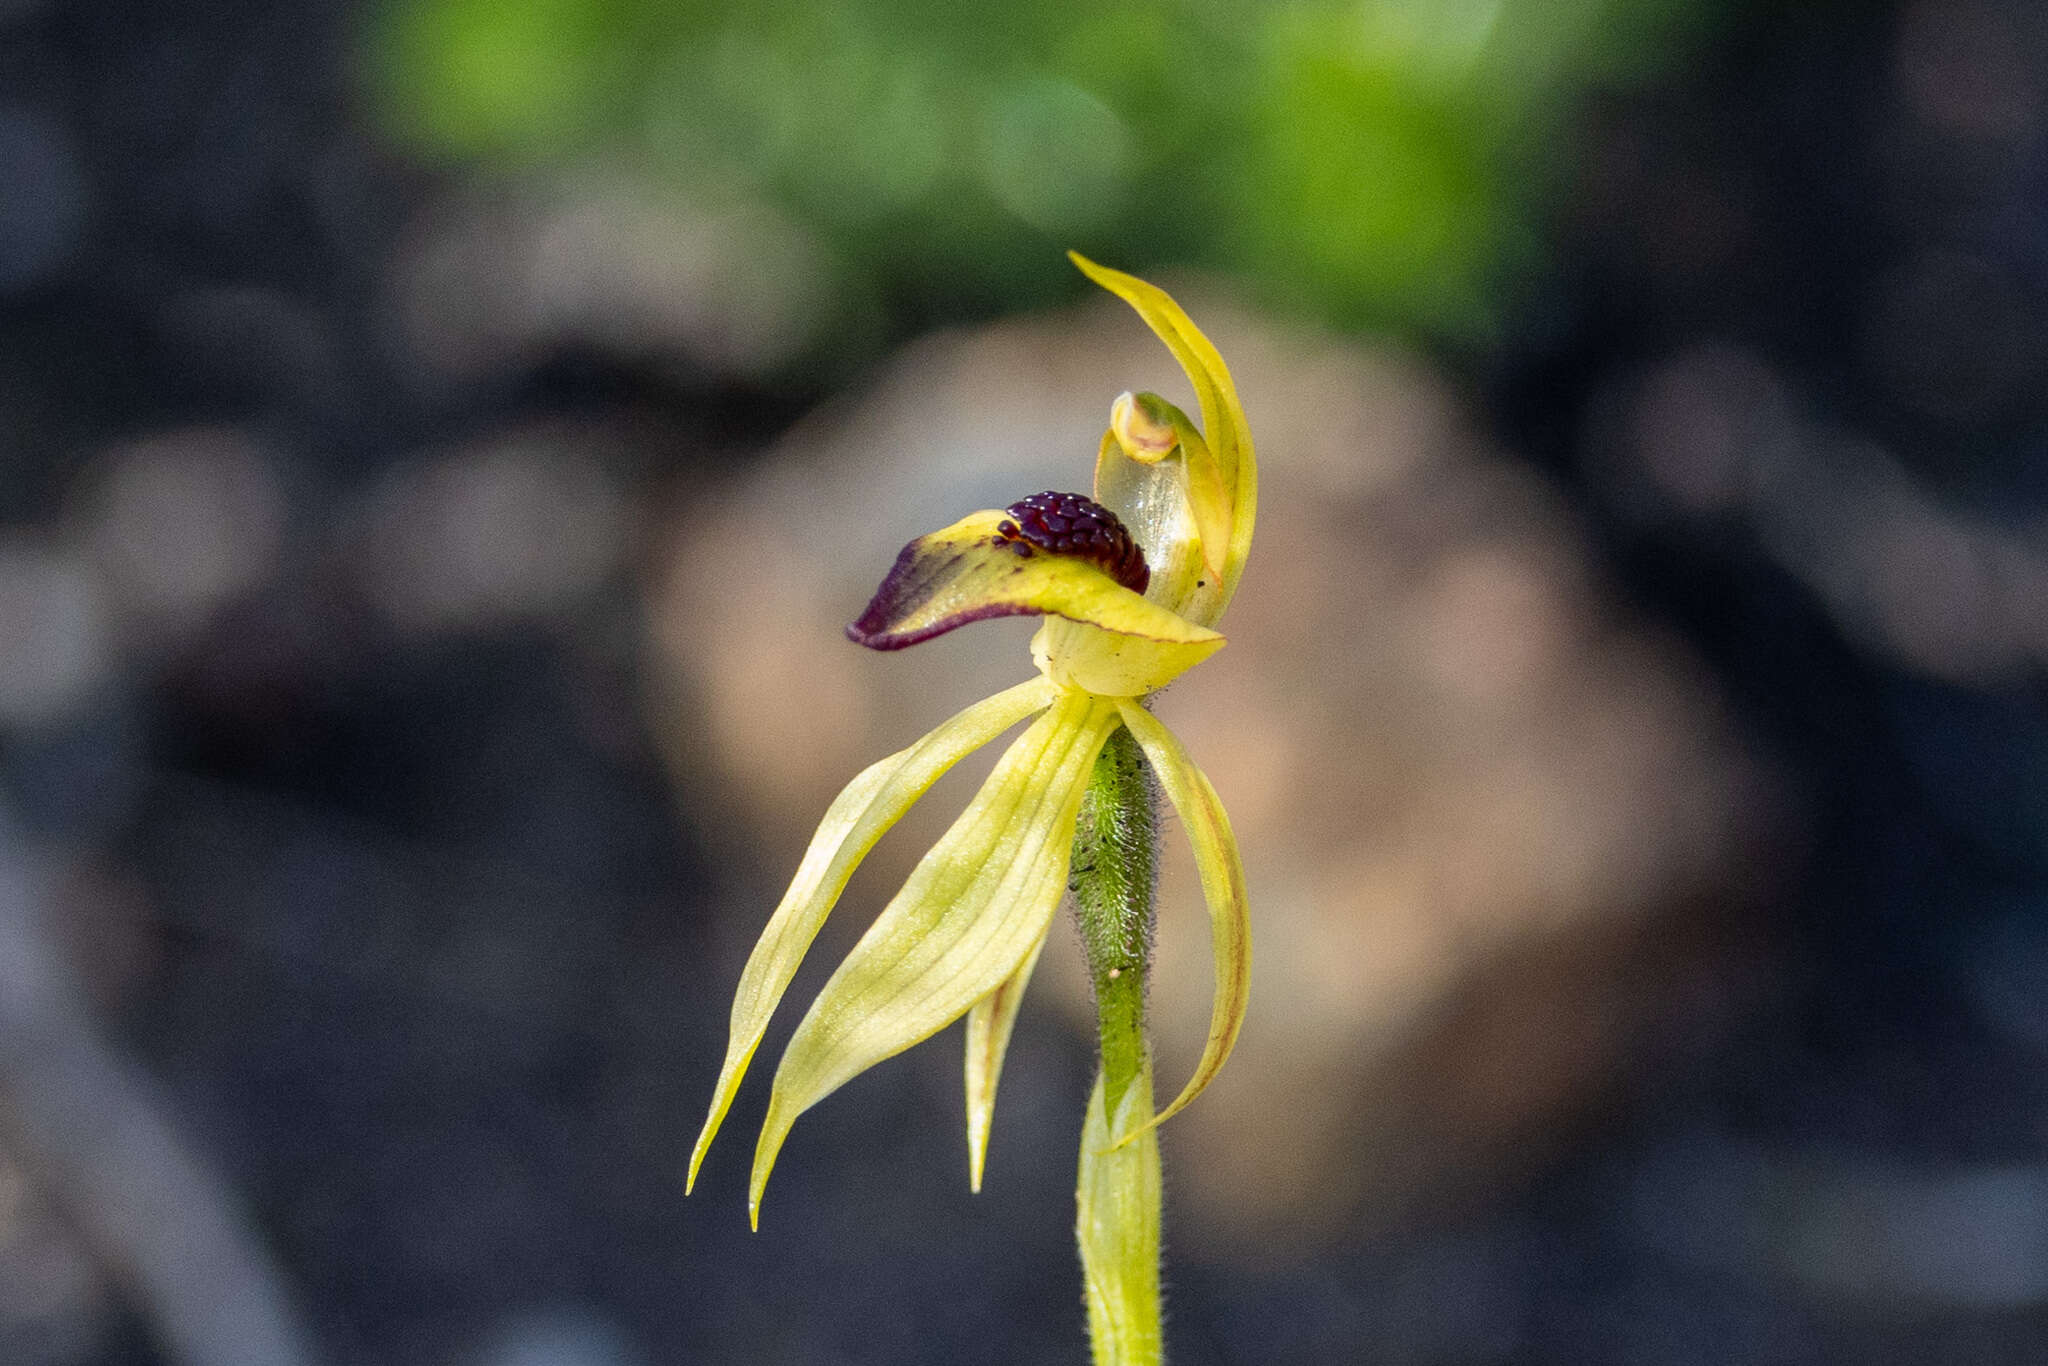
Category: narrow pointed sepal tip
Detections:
[
  {"x1": 964, "y1": 932, "x2": 1047, "y2": 1200},
  {"x1": 966, "y1": 1108, "x2": 990, "y2": 1195},
  {"x1": 966, "y1": 1100, "x2": 991, "y2": 1194},
  {"x1": 686, "y1": 1118, "x2": 720, "y2": 1196},
  {"x1": 748, "y1": 1102, "x2": 797, "y2": 1235}
]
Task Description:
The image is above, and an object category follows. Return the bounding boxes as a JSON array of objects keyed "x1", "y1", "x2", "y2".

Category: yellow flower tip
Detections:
[
  {"x1": 749, "y1": 1105, "x2": 796, "y2": 1232},
  {"x1": 687, "y1": 1083, "x2": 740, "y2": 1196},
  {"x1": 964, "y1": 933, "x2": 1044, "y2": 1198},
  {"x1": 1109, "y1": 391, "x2": 1177, "y2": 463},
  {"x1": 966, "y1": 1047, "x2": 995, "y2": 1194}
]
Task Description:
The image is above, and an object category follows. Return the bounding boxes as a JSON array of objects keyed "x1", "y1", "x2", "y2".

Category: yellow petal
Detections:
[
  {"x1": 1112, "y1": 700, "x2": 1251, "y2": 1139},
  {"x1": 963, "y1": 928, "x2": 1048, "y2": 1193},
  {"x1": 686, "y1": 675, "x2": 1058, "y2": 1193},
  {"x1": 848, "y1": 509, "x2": 1221, "y2": 653},
  {"x1": 1071, "y1": 252, "x2": 1258, "y2": 626},
  {"x1": 749, "y1": 689, "x2": 1122, "y2": 1226},
  {"x1": 1076, "y1": 1061, "x2": 1162, "y2": 1365}
]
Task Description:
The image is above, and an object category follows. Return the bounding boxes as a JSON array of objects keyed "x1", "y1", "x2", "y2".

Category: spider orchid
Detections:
[{"x1": 689, "y1": 254, "x2": 1254, "y2": 1230}]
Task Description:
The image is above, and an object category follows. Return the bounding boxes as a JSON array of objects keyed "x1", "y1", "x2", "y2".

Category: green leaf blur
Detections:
[{"x1": 366, "y1": 0, "x2": 1712, "y2": 352}]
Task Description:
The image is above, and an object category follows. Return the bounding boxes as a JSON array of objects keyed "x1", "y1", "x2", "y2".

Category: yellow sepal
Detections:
[
  {"x1": 686, "y1": 675, "x2": 1057, "y2": 1193},
  {"x1": 963, "y1": 928, "x2": 1049, "y2": 1193},
  {"x1": 748, "y1": 689, "x2": 1122, "y2": 1226},
  {"x1": 1111, "y1": 700, "x2": 1251, "y2": 1142}
]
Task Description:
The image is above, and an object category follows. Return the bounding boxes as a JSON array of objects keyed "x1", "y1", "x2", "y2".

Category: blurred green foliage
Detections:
[{"x1": 368, "y1": 0, "x2": 1713, "y2": 359}]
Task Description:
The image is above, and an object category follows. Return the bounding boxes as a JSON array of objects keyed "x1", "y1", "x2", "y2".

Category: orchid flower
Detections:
[{"x1": 688, "y1": 254, "x2": 1254, "y2": 1234}]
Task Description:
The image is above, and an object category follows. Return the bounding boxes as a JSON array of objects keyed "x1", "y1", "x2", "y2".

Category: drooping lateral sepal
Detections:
[
  {"x1": 748, "y1": 690, "x2": 1123, "y2": 1226},
  {"x1": 963, "y1": 930, "x2": 1048, "y2": 1193},
  {"x1": 848, "y1": 509, "x2": 1219, "y2": 652},
  {"x1": 687, "y1": 675, "x2": 1058, "y2": 1193},
  {"x1": 1112, "y1": 700, "x2": 1251, "y2": 1141}
]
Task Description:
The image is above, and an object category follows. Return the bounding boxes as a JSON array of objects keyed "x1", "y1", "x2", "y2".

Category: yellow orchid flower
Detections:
[{"x1": 688, "y1": 254, "x2": 1255, "y2": 1248}]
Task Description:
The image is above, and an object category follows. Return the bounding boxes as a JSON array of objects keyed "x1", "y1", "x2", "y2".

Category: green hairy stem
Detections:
[{"x1": 1069, "y1": 721, "x2": 1164, "y2": 1366}]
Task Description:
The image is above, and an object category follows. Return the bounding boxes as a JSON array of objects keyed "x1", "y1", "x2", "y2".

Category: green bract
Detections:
[{"x1": 690, "y1": 255, "x2": 1255, "y2": 1230}]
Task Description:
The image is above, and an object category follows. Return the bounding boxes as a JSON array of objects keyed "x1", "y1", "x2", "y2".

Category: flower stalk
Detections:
[{"x1": 1072, "y1": 722, "x2": 1165, "y2": 1365}]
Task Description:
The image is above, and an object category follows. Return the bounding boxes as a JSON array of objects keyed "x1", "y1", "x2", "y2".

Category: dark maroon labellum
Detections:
[{"x1": 997, "y1": 491, "x2": 1149, "y2": 594}]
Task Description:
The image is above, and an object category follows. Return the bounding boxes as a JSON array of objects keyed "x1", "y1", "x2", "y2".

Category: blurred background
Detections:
[{"x1": 0, "y1": 0, "x2": 2045, "y2": 1361}]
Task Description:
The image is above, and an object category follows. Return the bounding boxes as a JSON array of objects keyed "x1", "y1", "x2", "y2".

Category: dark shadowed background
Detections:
[{"x1": 1, "y1": 0, "x2": 2046, "y2": 1362}]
